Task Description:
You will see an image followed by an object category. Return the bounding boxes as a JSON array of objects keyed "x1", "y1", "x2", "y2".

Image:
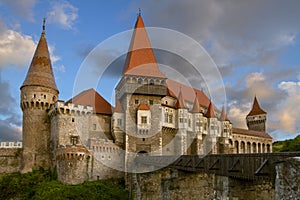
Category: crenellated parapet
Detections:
[
  {"x1": 48, "y1": 101, "x2": 93, "y2": 118},
  {"x1": 55, "y1": 145, "x2": 91, "y2": 161},
  {"x1": 0, "y1": 141, "x2": 22, "y2": 148}
]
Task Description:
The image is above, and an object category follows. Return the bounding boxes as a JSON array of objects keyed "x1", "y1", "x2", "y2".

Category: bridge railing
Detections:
[{"x1": 135, "y1": 152, "x2": 300, "y2": 180}]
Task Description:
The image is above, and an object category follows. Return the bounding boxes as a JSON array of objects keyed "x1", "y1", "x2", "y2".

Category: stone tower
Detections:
[
  {"x1": 246, "y1": 96, "x2": 267, "y2": 132},
  {"x1": 115, "y1": 14, "x2": 167, "y2": 157},
  {"x1": 20, "y1": 20, "x2": 59, "y2": 172}
]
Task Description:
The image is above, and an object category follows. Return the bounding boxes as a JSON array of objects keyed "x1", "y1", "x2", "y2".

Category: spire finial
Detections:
[
  {"x1": 138, "y1": 8, "x2": 141, "y2": 16},
  {"x1": 42, "y1": 17, "x2": 46, "y2": 33}
]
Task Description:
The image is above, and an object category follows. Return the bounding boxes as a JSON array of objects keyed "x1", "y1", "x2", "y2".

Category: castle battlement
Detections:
[
  {"x1": 56, "y1": 145, "x2": 91, "y2": 161},
  {"x1": 48, "y1": 101, "x2": 93, "y2": 117},
  {"x1": 0, "y1": 141, "x2": 22, "y2": 148}
]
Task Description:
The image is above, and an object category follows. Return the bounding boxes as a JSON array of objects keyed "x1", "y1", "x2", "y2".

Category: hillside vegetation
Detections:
[
  {"x1": 273, "y1": 135, "x2": 300, "y2": 152},
  {"x1": 0, "y1": 168, "x2": 129, "y2": 200}
]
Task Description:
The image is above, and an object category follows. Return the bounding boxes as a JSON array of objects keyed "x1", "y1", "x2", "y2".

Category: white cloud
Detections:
[
  {"x1": 0, "y1": 26, "x2": 60, "y2": 69},
  {"x1": 0, "y1": 29, "x2": 36, "y2": 69},
  {"x1": 276, "y1": 79, "x2": 300, "y2": 133},
  {"x1": 47, "y1": 1, "x2": 78, "y2": 30}
]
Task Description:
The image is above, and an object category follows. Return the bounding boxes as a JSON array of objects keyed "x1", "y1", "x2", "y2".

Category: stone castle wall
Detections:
[
  {"x1": 0, "y1": 148, "x2": 22, "y2": 173},
  {"x1": 275, "y1": 157, "x2": 300, "y2": 200}
]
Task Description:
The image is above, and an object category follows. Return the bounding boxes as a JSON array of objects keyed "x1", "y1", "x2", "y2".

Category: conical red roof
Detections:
[
  {"x1": 67, "y1": 88, "x2": 112, "y2": 115},
  {"x1": 205, "y1": 101, "x2": 215, "y2": 118},
  {"x1": 191, "y1": 95, "x2": 202, "y2": 113},
  {"x1": 21, "y1": 25, "x2": 58, "y2": 92},
  {"x1": 220, "y1": 106, "x2": 229, "y2": 121},
  {"x1": 123, "y1": 15, "x2": 165, "y2": 78},
  {"x1": 247, "y1": 96, "x2": 266, "y2": 117},
  {"x1": 175, "y1": 89, "x2": 187, "y2": 109},
  {"x1": 114, "y1": 99, "x2": 124, "y2": 113}
]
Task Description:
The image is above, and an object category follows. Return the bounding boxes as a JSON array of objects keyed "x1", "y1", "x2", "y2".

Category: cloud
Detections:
[
  {"x1": 0, "y1": 71, "x2": 22, "y2": 141},
  {"x1": 275, "y1": 79, "x2": 300, "y2": 133},
  {"x1": 131, "y1": 0, "x2": 300, "y2": 69},
  {"x1": 0, "y1": 0, "x2": 37, "y2": 21},
  {"x1": 0, "y1": 25, "x2": 36, "y2": 69},
  {"x1": 47, "y1": 1, "x2": 78, "y2": 30},
  {"x1": 0, "y1": 20, "x2": 60, "y2": 69}
]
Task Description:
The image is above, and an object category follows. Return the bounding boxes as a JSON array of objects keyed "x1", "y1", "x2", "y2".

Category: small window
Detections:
[
  {"x1": 141, "y1": 116, "x2": 147, "y2": 124},
  {"x1": 44, "y1": 95, "x2": 46, "y2": 99},
  {"x1": 33, "y1": 94, "x2": 36, "y2": 98},
  {"x1": 72, "y1": 118, "x2": 75, "y2": 122},
  {"x1": 135, "y1": 99, "x2": 139, "y2": 104},
  {"x1": 179, "y1": 118, "x2": 184, "y2": 123},
  {"x1": 165, "y1": 101, "x2": 168, "y2": 105},
  {"x1": 138, "y1": 78, "x2": 142, "y2": 84},
  {"x1": 149, "y1": 100, "x2": 153, "y2": 105},
  {"x1": 70, "y1": 136, "x2": 78, "y2": 145},
  {"x1": 168, "y1": 115, "x2": 173, "y2": 123},
  {"x1": 142, "y1": 138, "x2": 145, "y2": 141},
  {"x1": 117, "y1": 119, "x2": 122, "y2": 126},
  {"x1": 93, "y1": 124, "x2": 96, "y2": 130}
]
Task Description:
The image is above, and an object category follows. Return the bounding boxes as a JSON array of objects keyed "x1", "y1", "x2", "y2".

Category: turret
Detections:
[
  {"x1": 112, "y1": 99, "x2": 125, "y2": 147},
  {"x1": 175, "y1": 90, "x2": 188, "y2": 155},
  {"x1": 246, "y1": 96, "x2": 267, "y2": 132},
  {"x1": 204, "y1": 101, "x2": 218, "y2": 154},
  {"x1": 115, "y1": 14, "x2": 168, "y2": 156},
  {"x1": 20, "y1": 19, "x2": 59, "y2": 172}
]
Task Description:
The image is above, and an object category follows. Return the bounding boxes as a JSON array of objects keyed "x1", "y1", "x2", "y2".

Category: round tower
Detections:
[{"x1": 20, "y1": 19, "x2": 59, "y2": 172}]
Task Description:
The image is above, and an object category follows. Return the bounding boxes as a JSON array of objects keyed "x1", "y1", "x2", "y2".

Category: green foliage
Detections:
[
  {"x1": 273, "y1": 135, "x2": 300, "y2": 152},
  {"x1": 0, "y1": 168, "x2": 129, "y2": 200}
]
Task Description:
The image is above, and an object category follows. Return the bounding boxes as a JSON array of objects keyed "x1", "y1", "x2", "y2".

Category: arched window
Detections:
[
  {"x1": 235, "y1": 141, "x2": 239, "y2": 154},
  {"x1": 241, "y1": 141, "x2": 245, "y2": 153}
]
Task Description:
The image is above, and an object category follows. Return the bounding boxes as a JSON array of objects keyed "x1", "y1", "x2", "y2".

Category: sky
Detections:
[{"x1": 0, "y1": 0, "x2": 300, "y2": 142}]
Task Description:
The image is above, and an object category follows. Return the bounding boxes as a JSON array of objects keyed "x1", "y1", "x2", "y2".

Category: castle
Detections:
[{"x1": 0, "y1": 15, "x2": 272, "y2": 184}]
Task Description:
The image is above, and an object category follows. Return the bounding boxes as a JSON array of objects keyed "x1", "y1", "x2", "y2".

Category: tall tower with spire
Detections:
[
  {"x1": 115, "y1": 14, "x2": 167, "y2": 156},
  {"x1": 20, "y1": 19, "x2": 59, "y2": 172},
  {"x1": 246, "y1": 96, "x2": 267, "y2": 132}
]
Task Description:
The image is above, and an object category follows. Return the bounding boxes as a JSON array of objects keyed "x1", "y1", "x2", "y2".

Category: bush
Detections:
[{"x1": 0, "y1": 169, "x2": 129, "y2": 200}]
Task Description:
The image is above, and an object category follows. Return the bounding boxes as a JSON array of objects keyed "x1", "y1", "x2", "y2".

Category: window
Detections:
[
  {"x1": 135, "y1": 99, "x2": 139, "y2": 104},
  {"x1": 188, "y1": 119, "x2": 191, "y2": 127},
  {"x1": 72, "y1": 118, "x2": 75, "y2": 122},
  {"x1": 138, "y1": 78, "x2": 142, "y2": 84},
  {"x1": 93, "y1": 124, "x2": 96, "y2": 130},
  {"x1": 168, "y1": 115, "x2": 173, "y2": 123},
  {"x1": 33, "y1": 94, "x2": 36, "y2": 98},
  {"x1": 44, "y1": 95, "x2": 46, "y2": 99},
  {"x1": 179, "y1": 118, "x2": 184, "y2": 123},
  {"x1": 70, "y1": 136, "x2": 78, "y2": 145},
  {"x1": 117, "y1": 118, "x2": 122, "y2": 126},
  {"x1": 141, "y1": 116, "x2": 147, "y2": 124},
  {"x1": 164, "y1": 113, "x2": 168, "y2": 123},
  {"x1": 149, "y1": 100, "x2": 153, "y2": 105}
]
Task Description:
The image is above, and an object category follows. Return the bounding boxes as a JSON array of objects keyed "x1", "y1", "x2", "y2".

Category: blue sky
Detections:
[{"x1": 0, "y1": 0, "x2": 300, "y2": 141}]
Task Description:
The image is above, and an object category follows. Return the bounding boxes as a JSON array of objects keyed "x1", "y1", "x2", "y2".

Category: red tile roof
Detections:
[
  {"x1": 175, "y1": 90, "x2": 187, "y2": 109},
  {"x1": 123, "y1": 15, "x2": 166, "y2": 78},
  {"x1": 247, "y1": 96, "x2": 267, "y2": 117},
  {"x1": 205, "y1": 101, "x2": 216, "y2": 118},
  {"x1": 232, "y1": 127, "x2": 272, "y2": 139},
  {"x1": 191, "y1": 95, "x2": 202, "y2": 113},
  {"x1": 21, "y1": 29, "x2": 58, "y2": 92},
  {"x1": 67, "y1": 88, "x2": 112, "y2": 115},
  {"x1": 137, "y1": 104, "x2": 150, "y2": 110},
  {"x1": 114, "y1": 99, "x2": 124, "y2": 113},
  {"x1": 220, "y1": 106, "x2": 230, "y2": 121},
  {"x1": 166, "y1": 79, "x2": 211, "y2": 109}
]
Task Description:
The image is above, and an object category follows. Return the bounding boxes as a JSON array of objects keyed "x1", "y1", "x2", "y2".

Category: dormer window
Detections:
[
  {"x1": 70, "y1": 136, "x2": 79, "y2": 145},
  {"x1": 141, "y1": 116, "x2": 147, "y2": 124}
]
